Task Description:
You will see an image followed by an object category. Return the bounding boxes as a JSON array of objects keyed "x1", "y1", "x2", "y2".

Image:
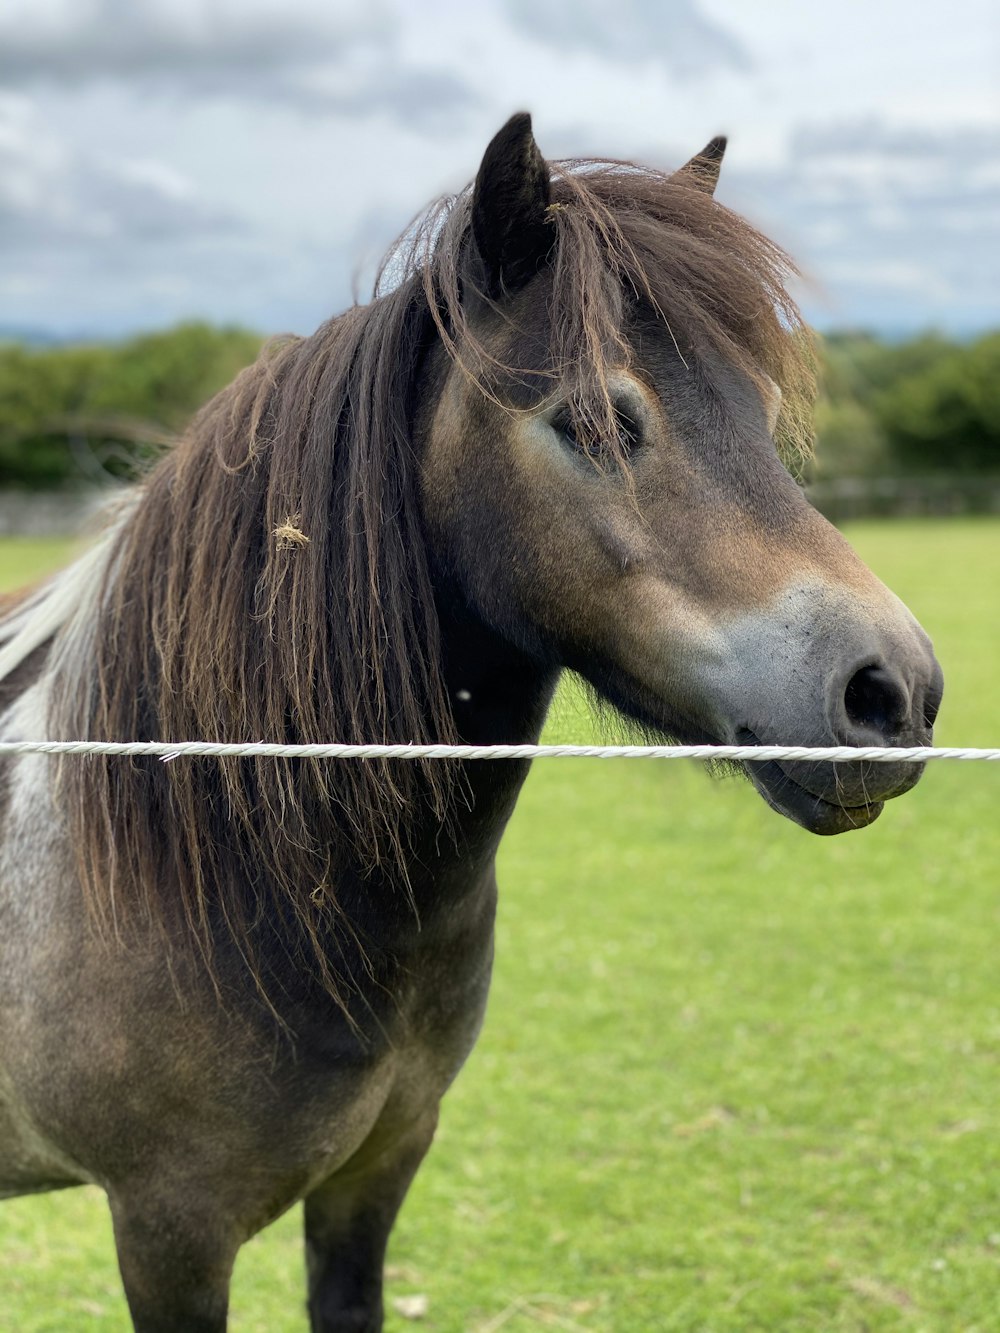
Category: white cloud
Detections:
[
  {"x1": 0, "y1": 97, "x2": 236, "y2": 245},
  {"x1": 0, "y1": 0, "x2": 386, "y2": 83},
  {"x1": 0, "y1": 0, "x2": 996, "y2": 337},
  {"x1": 502, "y1": 0, "x2": 747, "y2": 73},
  {"x1": 0, "y1": 0, "x2": 478, "y2": 126},
  {"x1": 724, "y1": 120, "x2": 1000, "y2": 331}
]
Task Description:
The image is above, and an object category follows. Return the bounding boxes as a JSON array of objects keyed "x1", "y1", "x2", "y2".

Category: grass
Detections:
[
  {"x1": 0, "y1": 518, "x2": 998, "y2": 1331},
  {"x1": 0, "y1": 536, "x2": 86, "y2": 593}
]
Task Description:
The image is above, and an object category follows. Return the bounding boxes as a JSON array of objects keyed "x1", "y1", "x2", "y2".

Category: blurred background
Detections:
[
  {"x1": 2, "y1": 9, "x2": 1000, "y2": 1330},
  {"x1": 0, "y1": 0, "x2": 998, "y2": 518}
]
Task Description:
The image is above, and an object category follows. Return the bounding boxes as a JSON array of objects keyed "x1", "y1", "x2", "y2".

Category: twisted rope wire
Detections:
[{"x1": 0, "y1": 740, "x2": 996, "y2": 762}]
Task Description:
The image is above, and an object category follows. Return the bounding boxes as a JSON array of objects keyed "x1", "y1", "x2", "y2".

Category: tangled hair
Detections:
[{"x1": 46, "y1": 150, "x2": 815, "y2": 1014}]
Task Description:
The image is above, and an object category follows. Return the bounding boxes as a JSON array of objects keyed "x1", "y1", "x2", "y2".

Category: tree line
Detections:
[
  {"x1": 811, "y1": 330, "x2": 1000, "y2": 480},
  {"x1": 0, "y1": 321, "x2": 996, "y2": 488},
  {"x1": 0, "y1": 323, "x2": 262, "y2": 488}
]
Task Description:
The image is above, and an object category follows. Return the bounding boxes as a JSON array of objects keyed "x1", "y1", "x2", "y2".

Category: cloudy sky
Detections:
[{"x1": 1, "y1": 0, "x2": 998, "y2": 339}]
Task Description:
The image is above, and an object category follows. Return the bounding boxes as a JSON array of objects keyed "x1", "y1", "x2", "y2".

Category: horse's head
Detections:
[{"x1": 419, "y1": 114, "x2": 943, "y2": 834}]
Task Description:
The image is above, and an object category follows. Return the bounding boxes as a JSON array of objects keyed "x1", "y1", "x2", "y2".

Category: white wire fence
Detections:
[{"x1": 0, "y1": 740, "x2": 997, "y2": 763}]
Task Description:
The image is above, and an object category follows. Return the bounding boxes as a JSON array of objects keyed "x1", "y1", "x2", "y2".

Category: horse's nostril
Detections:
[{"x1": 844, "y1": 665, "x2": 908, "y2": 739}]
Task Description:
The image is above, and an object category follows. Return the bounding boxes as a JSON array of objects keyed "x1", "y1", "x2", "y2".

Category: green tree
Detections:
[
  {"x1": 876, "y1": 332, "x2": 1000, "y2": 473},
  {"x1": 0, "y1": 324, "x2": 263, "y2": 488}
]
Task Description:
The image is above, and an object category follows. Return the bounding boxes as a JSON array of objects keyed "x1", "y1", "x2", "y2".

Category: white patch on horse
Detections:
[
  {"x1": 0, "y1": 679, "x2": 95, "y2": 1188},
  {"x1": 0, "y1": 681, "x2": 59, "y2": 913}
]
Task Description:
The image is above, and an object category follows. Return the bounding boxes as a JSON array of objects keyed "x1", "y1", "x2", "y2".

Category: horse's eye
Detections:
[
  {"x1": 553, "y1": 406, "x2": 641, "y2": 461},
  {"x1": 554, "y1": 415, "x2": 588, "y2": 454}
]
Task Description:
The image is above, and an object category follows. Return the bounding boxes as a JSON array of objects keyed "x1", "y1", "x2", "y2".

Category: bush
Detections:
[
  {"x1": 812, "y1": 331, "x2": 999, "y2": 479},
  {"x1": 0, "y1": 323, "x2": 262, "y2": 488},
  {"x1": 0, "y1": 322, "x2": 997, "y2": 488},
  {"x1": 875, "y1": 332, "x2": 1000, "y2": 473}
]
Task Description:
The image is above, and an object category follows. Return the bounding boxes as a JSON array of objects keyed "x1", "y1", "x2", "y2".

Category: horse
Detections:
[{"x1": 0, "y1": 113, "x2": 942, "y2": 1331}]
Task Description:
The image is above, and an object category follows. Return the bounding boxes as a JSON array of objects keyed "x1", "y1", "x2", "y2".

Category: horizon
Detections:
[{"x1": 1, "y1": 313, "x2": 995, "y2": 350}]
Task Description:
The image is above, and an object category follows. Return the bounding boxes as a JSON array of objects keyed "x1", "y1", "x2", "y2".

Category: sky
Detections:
[{"x1": 1, "y1": 0, "x2": 998, "y2": 340}]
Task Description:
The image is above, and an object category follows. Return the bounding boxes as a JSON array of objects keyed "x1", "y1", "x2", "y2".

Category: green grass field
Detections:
[{"x1": 1, "y1": 519, "x2": 998, "y2": 1331}]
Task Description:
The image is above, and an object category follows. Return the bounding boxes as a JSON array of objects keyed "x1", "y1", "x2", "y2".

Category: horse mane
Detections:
[
  {"x1": 6, "y1": 153, "x2": 813, "y2": 1014},
  {"x1": 48, "y1": 287, "x2": 458, "y2": 1012}
]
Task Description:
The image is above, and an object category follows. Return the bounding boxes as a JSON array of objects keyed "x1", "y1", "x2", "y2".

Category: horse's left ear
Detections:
[
  {"x1": 674, "y1": 135, "x2": 727, "y2": 196},
  {"x1": 472, "y1": 112, "x2": 554, "y2": 298}
]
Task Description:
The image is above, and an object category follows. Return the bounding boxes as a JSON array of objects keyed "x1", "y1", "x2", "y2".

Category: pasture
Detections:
[{"x1": 0, "y1": 517, "x2": 997, "y2": 1331}]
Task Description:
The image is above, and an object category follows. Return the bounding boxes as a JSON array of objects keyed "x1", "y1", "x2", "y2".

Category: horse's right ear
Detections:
[
  {"x1": 472, "y1": 112, "x2": 554, "y2": 299},
  {"x1": 674, "y1": 135, "x2": 727, "y2": 196}
]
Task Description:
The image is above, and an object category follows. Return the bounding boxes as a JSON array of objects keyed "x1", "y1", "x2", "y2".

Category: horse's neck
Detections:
[
  {"x1": 436, "y1": 587, "x2": 558, "y2": 748},
  {"x1": 373, "y1": 585, "x2": 557, "y2": 911},
  {"x1": 269, "y1": 596, "x2": 556, "y2": 1034}
]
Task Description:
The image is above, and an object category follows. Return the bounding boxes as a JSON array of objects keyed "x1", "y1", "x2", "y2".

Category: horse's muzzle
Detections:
[{"x1": 734, "y1": 637, "x2": 944, "y2": 835}]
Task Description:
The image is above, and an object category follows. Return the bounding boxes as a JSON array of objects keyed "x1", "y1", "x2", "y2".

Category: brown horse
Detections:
[{"x1": 0, "y1": 114, "x2": 941, "y2": 1331}]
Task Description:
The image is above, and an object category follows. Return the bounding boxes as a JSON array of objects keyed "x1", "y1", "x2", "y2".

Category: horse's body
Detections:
[{"x1": 0, "y1": 116, "x2": 942, "y2": 1331}]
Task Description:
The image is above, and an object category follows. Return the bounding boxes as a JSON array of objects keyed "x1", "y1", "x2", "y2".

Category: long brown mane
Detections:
[{"x1": 44, "y1": 157, "x2": 814, "y2": 1010}]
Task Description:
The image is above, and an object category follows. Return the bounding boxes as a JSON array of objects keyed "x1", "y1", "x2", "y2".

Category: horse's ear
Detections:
[
  {"x1": 674, "y1": 135, "x2": 727, "y2": 196},
  {"x1": 472, "y1": 112, "x2": 554, "y2": 298}
]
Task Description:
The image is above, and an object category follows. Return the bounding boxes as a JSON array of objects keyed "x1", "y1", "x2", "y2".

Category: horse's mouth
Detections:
[
  {"x1": 735, "y1": 726, "x2": 927, "y2": 834},
  {"x1": 578, "y1": 665, "x2": 888, "y2": 835},
  {"x1": 742, "y1": 756, "x2": 884, "y2": 835}
]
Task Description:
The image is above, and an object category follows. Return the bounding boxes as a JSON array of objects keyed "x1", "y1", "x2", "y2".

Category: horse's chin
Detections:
[{"x1": 744, "y1": 758, "x2": 884, "y2": 835}]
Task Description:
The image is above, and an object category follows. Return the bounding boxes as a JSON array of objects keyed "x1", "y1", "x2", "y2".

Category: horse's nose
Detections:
[
  {"x1": 771, "y1": 644, "x2": 943, "y2": 813},
  {"x1": 841, "y1": 663, "x2": 910, "y2": 740},
  {"x1": 831, "y1": 649, "x2": 943, "y2": 746}
]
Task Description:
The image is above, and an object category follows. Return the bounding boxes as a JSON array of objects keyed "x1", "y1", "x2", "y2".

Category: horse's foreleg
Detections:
[
  {"x1": 109, "y1": 1189, "x2": 238, "y2": 1333},
  {"x1": 304, "y1": 1110, "x2": 438, "y2": 1333}
]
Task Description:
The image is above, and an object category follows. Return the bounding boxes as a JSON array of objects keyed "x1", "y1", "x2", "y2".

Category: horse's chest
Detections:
[
  {"x1": 364, "y1": 868, "x2": 499, "y2": 1099},
  {"x1": 282, "y1": 872, "x2": 498, "y2": 1184},
  {"x1": 396, "y1": 891, "x2": 497, "y2": 1088}
]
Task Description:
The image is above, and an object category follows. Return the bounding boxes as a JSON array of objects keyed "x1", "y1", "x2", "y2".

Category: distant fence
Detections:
[
  {"x1": 807, "y1": 475, "x2": 1000, "y2": 523},
  {"x1": 0, "y1": 489, "x2": 116, "y2": 537}
]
